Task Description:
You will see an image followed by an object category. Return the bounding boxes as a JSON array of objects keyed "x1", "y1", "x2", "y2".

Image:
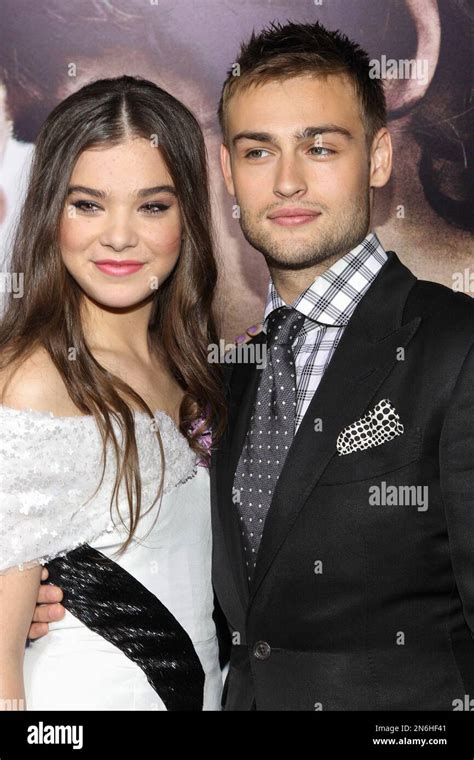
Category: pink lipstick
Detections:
[{"x1": 94, "y1": 260, "x2": 144, "y2": 276}]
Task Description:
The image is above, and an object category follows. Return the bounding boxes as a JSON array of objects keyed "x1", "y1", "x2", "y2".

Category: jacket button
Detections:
[{"x1": 253, "y1": 641, "x2": 271, "y2": 660}]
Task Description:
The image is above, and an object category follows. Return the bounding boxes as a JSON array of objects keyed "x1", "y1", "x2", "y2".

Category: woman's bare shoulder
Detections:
[{"x1": 0, "y1": 346, "x2": 79, "y2": 415}]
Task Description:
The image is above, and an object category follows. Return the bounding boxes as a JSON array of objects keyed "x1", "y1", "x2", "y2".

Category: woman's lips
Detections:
[
  {"x1": 94, "y1": 261, "x2": 144, "y2": 276},
  {"x1": 267, "y1": 210, "x2": 321, "y2": 227}
]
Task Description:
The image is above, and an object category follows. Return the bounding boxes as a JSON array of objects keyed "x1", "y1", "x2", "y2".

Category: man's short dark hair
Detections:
[{"x1": 218, "y1": 20, "x2": 386, "y2": 147}]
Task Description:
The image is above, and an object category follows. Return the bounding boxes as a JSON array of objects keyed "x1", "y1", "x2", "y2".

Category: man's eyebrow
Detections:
[
  {"x1": 232, "y1": 125, "x2": 353, "y2": 146},
  {"x1": 66, "y1": 185, "x2": 177, "y2": 199},
  {"x1": 232, "y1": 131, "x2": 277, "y2": 146},
  {"x1": 295, "y1": 125, "x2": 353, "y2": 140}
]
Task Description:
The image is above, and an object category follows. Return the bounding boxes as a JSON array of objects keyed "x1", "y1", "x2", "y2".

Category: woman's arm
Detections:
[
  {"x1": 0, "y1": 564, "x2": 42, "y2": 710},
  {"x1": 0, "y1": 352, "x2": 77, "y2": 705}
]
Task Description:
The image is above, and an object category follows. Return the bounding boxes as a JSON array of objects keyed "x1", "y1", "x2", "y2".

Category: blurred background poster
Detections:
[{"x1": 1, "y1": 0, "x2": 472, "y2": 339}]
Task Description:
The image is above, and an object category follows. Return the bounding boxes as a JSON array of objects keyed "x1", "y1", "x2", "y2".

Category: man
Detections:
[{"x1": 30, "y1": 21, "x2": 474, "y2": 710}]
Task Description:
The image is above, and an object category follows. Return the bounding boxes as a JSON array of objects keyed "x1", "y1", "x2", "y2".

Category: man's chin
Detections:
[
  {"x1": 260, "y1": 249, "x2": 330, "y2": 271},
  {"x1": 249, "y1": 222, "x2": 336, "y2": 270}
]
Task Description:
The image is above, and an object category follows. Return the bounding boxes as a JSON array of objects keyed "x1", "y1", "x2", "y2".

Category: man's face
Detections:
[{"x1": 221, "y1": 74, "x2": 386, "y2": 270}]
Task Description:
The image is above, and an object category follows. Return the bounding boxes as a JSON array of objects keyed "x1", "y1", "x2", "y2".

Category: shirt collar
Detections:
[{"x1": 263, "y1": 232, "x2": 388, "y2": 329}]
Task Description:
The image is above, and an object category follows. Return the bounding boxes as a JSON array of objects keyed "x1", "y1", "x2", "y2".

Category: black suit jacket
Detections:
[{"x1": 210, "y1": 251, "x2": 474, "y2": 710}]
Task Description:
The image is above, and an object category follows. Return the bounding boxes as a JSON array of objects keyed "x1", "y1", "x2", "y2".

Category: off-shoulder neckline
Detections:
[{"x1": 0, "y1": 403, "x2": 180, "y2": 432}]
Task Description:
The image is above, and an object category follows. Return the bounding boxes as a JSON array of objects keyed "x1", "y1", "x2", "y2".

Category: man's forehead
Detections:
[
  {"x1": 226, "y1": 74, "x2": 362, "y2": 137},
  {"x1": 231, "y1": 72, "x2": 356, "y2": 102}
]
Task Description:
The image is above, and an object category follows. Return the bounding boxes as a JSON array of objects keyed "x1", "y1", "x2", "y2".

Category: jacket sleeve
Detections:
[{"x1": 440, "y1": 342, "x2": 474, "y2": 632}]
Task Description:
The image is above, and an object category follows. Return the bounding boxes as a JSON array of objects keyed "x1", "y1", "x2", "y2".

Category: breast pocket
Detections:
[{"x1": 318, "y1": 427, "x2": 423, "y2": 485}]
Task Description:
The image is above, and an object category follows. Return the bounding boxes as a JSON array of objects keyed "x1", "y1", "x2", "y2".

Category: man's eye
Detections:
[
  {"x1": 141, "y1": 202, "x2": 170, "y2": 214},
  {"x1": 308, "y1": 146, "x2": 334, "y2": 157},
  {"x1": 70, "y1": 201, "x2": 100, "y2": 214},
  {"x1": 244, "y1": 149, "x2": 270, "y2": 159}
]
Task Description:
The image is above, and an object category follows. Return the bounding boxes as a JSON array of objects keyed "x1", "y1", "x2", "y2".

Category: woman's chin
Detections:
[{"x1": 81, "y1": 287, "x2": 156, "y2": 312}]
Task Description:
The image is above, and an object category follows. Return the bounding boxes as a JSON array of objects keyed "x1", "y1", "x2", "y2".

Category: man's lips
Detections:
[{"x1": 267, "y1": 208, "x2": 321, "y2": 227}]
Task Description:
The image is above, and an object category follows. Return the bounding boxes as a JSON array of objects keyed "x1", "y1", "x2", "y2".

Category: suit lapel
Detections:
[{"x1": 247, "y1": 252, "x2": 421, "y2": 605}]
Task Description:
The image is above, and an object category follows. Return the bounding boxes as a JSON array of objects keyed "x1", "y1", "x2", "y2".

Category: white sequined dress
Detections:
[{"x1": 0, "y1": 405, "x2": 222, "y2": 710}]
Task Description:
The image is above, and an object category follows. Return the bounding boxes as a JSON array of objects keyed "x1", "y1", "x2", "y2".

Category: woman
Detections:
[{"x1": 0, "y1": 75, "x2": 227, "y2": 710}]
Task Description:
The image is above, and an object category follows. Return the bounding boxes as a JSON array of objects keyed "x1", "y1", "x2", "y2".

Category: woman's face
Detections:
[{"x1": 59, "y1": 136, "x2": 182, "y2": 310}]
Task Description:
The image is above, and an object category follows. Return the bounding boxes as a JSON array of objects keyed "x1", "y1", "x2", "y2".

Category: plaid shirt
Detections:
[{"x1": 263, "y1": 232, "x2": 388, "y2": 432}]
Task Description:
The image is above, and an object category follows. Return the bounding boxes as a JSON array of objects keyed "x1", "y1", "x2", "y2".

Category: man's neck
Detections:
[{"x1": 269, "y1": 249, "x2": 343, "y2": 305}]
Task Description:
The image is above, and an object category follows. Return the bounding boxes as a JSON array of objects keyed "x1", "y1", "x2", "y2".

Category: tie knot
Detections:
[{"x1": 266, "y1": 306, "x2": 305, "y2": 346}]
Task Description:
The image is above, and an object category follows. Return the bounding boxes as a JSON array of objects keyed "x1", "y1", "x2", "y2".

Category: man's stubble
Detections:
[{"x1": 238, "y1": 186, "x2": 371, "y2": 272}]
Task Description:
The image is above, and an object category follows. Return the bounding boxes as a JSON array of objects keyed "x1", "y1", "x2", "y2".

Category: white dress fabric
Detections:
[{"x1": 0, "y1": 405, "x2": 222, "y2": 710}]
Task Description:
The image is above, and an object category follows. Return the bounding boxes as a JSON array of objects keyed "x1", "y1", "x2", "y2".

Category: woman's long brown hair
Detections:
[{"x1": 0, "y1": 75, "x2": 226, "y2": 555}]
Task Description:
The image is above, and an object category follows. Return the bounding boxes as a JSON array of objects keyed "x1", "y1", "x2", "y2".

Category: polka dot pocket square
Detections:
[{"x1": 336, "y1": 399, "x2": 404, "y2": 456}]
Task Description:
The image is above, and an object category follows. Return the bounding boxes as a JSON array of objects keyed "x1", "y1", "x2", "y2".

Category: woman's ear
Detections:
[{"x1": 369, "y1": 128, "x2": 393, "y2": 189}]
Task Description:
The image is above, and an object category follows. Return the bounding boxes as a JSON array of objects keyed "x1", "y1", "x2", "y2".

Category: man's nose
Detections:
[{"x1": 273, "y1": 154, "x2": 307, "y2": 198}]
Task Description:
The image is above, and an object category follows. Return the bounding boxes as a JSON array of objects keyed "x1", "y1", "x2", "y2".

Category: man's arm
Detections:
[
  {"x1": 27, "y1": 567, "x2": 65, "y2": 640},
  {"x1": 440, "y1": 343, "x2": 474, "y2": 633}
]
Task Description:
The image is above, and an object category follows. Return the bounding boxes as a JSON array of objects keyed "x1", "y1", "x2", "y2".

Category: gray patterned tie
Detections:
[{"x1": 233, "y1": 306, "x2": 305, "y2": 582}]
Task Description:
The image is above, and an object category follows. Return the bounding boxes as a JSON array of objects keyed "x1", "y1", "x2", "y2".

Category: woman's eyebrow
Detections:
[
  {"x1": 136, "y1": 185, "x2": 177, "y2": 198},
  {"x1": 67, "y1": 184, "x2": 177, "y2": 198},
  {"x1": 67, "y1": 185, "x2": 106, "y2": 199}
]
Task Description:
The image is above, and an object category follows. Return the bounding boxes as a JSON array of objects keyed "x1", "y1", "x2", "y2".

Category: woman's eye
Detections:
[
  {"x1": 245, "y1": 149, "x2": 270, "y2": 160},
  {"x1": 69, "y1": 200, "x2": 170, "y2": 215},
  {"x1": 141, "y1": 202, "x2": 170, "y2": 214},
  {"x1": 70, "y1": 200, "x2": 100, "y2": 214}
]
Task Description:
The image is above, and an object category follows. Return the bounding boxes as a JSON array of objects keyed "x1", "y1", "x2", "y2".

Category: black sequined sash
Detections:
[{"x1": 45, "y1": 544, "x2": 205, "y2": 710}]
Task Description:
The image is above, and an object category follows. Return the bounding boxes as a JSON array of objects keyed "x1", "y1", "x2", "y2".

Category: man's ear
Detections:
[
  {"x1": 220, "y1": 142, "x2": 236, "y2": 197},
  {"x1": 369, "y1": 128, "x2": 392, "y2": 189}
]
